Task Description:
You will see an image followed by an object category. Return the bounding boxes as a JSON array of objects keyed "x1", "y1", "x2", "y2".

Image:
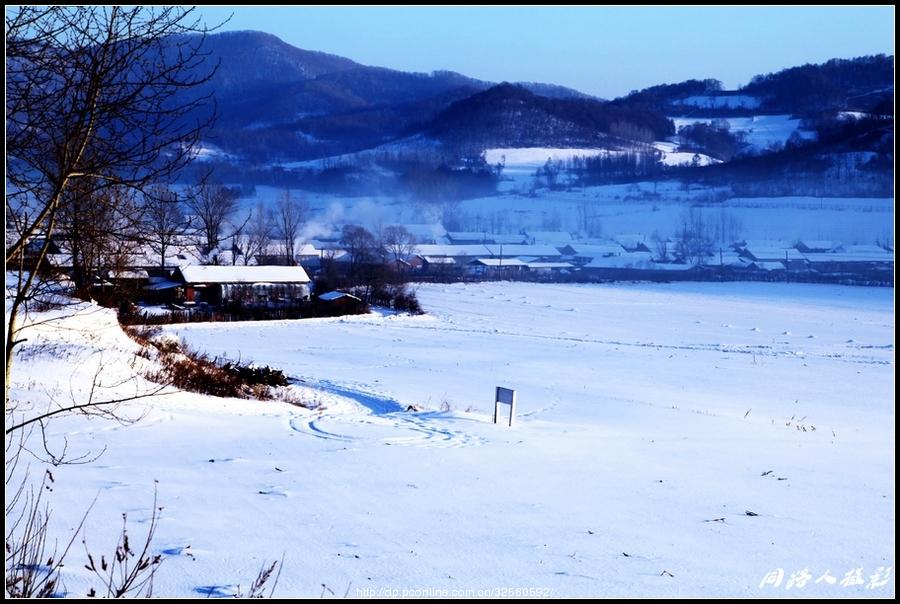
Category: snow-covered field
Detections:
[
  {"x1": 7, "y1": 282, "x2": 894, "y2": 597},
  {"x1": 652, "y1": 142, "x2": 719, "y2": 166},
  {"x1": 671, "y1": 115, "x2": 816, "y2": 152}
]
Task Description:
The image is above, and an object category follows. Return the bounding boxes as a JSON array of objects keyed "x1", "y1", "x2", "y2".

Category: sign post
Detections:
[{"x1": 494, "y1": 387, "x2": 517, "y2": 427}]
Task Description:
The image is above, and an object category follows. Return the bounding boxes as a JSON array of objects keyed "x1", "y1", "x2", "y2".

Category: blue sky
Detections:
[{"x1": 197, "y1": 6, "x2": 894, "y2": 98}]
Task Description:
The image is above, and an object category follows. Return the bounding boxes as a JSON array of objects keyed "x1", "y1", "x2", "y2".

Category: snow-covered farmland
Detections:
[
  {"x1": 653, "y1": 141, "x2": 720, "y2": 166},
  {"x1": 7, "y1": 282, "x2": 894, "y2": 597},
  {"x1": 485, "y1": 147, "x2": 632, "y2": 193},
  {"x1": 484, "y1": 147, "x2": 611, "y2": 166},
  {"x1": 671, "y1": 115, "x2": 816, "y2": 152}
]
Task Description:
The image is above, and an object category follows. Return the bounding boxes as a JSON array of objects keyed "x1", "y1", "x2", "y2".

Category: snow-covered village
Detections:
[{"x1": 5, "y1": 6, "x2": 895, "y2": 598}]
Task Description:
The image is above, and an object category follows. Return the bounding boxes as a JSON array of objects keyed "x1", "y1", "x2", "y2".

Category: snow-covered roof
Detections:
[
  {"x1": 584, "y1": 251, "x2": 654, "y2": 269},
  {"x1": 804, "y1": 253, "x2": 893, "y2": 264},
  {"x1": 45, "y1": 253, "x2": 74, "y2": 267},
  {"x1": 482, "y1": 244, "x2": 561, "y2": 258},
  {"x1": 750, "y1": 261, "x2": 787, "y2": 271},
  {"x1": 712, "y1": 252, "x2": 752, "y2": 267},
  {"x1": 738, "y1": 239, "x2": 791, "y2": 250},
  {"x1": 525, "y1": 262, "x2": 574, "y2": 269},
  {"x1": 796, "y1": 240, "x2": 839, "y2": 252},
  {"x1": 442, "y1": 232, "x2": 528, "y2": 245},
  {"x1": 446, "y1": 231, "x2": 493, "y2": 242},
  {"x1": 569, "y1": 244, "x2": 625, "y2": 258},
  {"x1": 491, "y1": 234, "x2": 530, "y2": 245},
  {"x1": 412, "y1": 243, "x2": 560, "y2": 259},
  {"x1": 318, "y1": 290, "x2": 361, "y2": 302},
  {"x1": 470, "y1": 258, "x2": 528, "y2": 267},
  {"x1": 128, "y1": 241, "x2": 202, "y2": 268},
  {"x1": 180, "y1": 265, "x2": 310, "y2": 284},
  {"x1": 842, "y1": 245, "x2": 891, "y2": 255},
  {"x1": 743, "y1": 248, "x2": 806, "y2": 261},
  {"x1": 414, "y1": 244, "x2": 490, "y2": 257},
  {"x1": 143, "y1": 279, "x2": 181, "y2": 291},
  {"x1": 308, "y1": 239, "x2": 343, "y2": 250},
  {"x1": 421, "y1": 256, "x2": 456, "y2": 265},
  {"x1": 296, "y1": 243, "x2": 319, "y2": 257}
]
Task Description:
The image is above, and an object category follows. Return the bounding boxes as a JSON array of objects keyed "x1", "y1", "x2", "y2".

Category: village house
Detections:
[
  {"x1": 803, "y1": 250, "x2": 894, "y2": 278},
  {"x1": 172, "y1": 265, "x2": 311, "y2": 309},
  {"x1": 562, "y1": 242, "x2": 627, "y2": 266},
  {"x1": 467, "y1": 258, "x2": 528, "y2": 277},
  {"x1": 446, "y1": 231, "x2": 495, "y2": 245},
  {"x1": 739, "y1": 245, "x2": 808, "y2": 271}
]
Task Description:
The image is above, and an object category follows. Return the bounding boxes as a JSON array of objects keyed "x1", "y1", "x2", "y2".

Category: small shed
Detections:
[{"x1": 315, "y1": 290, "x2": 366, "y2": 316}]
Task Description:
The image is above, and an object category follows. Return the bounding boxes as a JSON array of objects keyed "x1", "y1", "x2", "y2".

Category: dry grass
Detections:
[{"x1": 124, "y1": 324, "x2": 294, "y2": 402}]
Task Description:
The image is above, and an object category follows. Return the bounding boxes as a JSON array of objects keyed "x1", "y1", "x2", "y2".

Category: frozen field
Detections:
[{"x1": 6, "y1": 282, "x2": 895, "y2": 597}]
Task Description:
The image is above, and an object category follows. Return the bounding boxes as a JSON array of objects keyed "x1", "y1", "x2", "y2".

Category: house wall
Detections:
[{"x1": 220, "y1": 283, "x2": 311, "y2": 307}]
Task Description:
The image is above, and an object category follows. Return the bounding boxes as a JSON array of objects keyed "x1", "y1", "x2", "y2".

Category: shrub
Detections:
[
  {"x1": 393, "y1": 289, "x2": 423, "y2": 314},
  {"x1": 123, "y1": 324, "x2": 161, "y2": 347},
  {"x1": 220, "y1": 362, "x2": 289, "y2": 388}
]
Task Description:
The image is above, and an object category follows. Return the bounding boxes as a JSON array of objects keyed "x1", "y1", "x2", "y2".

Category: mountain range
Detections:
[
  {"x1": 176, "y1": 31, "x2": 892, "y2": 196},
  {"x1": 192, "y1": 31, "x2": 603, "y2": 161}
]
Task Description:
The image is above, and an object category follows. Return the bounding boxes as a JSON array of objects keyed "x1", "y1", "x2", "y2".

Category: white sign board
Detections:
[{"x1": 494, "y1": 387, "x2": 517, "y2": 427}]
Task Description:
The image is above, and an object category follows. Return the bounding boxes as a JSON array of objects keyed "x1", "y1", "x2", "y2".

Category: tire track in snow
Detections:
[{"x1": 287, "y1": 380, "x2": 485, "y2": 448}]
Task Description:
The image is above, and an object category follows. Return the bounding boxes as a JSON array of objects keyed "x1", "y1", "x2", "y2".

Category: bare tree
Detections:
[
  {"x1": 340, "y1": 225, "x2": 378, "y2": 276},
  {"x1": 5, "y1": 5, "x2": 220, "y2": 405},
  {"x1": 382, "y1": 226, "x2": 417, "y2": 271},
  {"x1": 185, "y1": 183, "x2": 241, "y2": 261},
  {"x1": 440, "y1": 200, "x2": 463, "y2": 232},
  {"x1": 711, "y1": 207, "x2": 743, "y2": 245},
  {"x1": 54, "y1": 181, "x2": 147, "y2": 297},
  {"x1": 651, "y1": 229, "x2": 671, "y2": 262},
  {"x1": 142, "y1": 185, "x2": 190, "y2": 270},
  {"x1": 674, "y1": 207, "x2": 714, "y2": 265},
  {"x1": 6, "y1": 15, "x2": 218, "y2": 592},
  {"x1": 274, "y1": 190, "x2": 307, "y2": 265},
  {"x1": 241, "y1": 201, "x2": 274, "y2": 265}
]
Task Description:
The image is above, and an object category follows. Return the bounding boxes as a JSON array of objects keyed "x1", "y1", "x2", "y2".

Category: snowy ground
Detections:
[
  {"x1": 671, "y1": 115, "x2": 816, "y2": 152},
  {"x1": 6, "y1": 282, "x2": 895, "y2": 597}
]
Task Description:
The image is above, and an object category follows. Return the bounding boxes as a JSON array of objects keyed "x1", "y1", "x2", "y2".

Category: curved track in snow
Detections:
[{"x1": 288, "y1": 379, "x2": 486, "y2": 449}]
